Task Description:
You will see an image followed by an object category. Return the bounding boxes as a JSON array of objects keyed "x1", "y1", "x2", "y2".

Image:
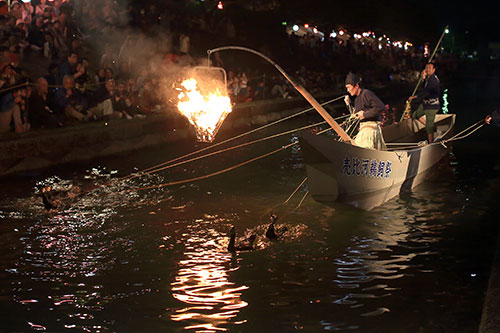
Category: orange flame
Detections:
[{"x1": 177, "y1": 78, "x2": 232, "y2": 143}]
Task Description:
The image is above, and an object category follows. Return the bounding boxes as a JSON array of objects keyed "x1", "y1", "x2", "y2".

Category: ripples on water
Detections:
[{"x1": 0, "y1": 137, "x2": 498, "y2": 332}]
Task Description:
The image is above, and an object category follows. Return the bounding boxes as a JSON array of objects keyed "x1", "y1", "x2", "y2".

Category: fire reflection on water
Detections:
[{"x1": 170, "y1": 224, "x2": 248, "y2": 331}]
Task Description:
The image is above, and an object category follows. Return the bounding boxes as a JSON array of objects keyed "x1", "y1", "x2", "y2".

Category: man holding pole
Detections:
[{"x1": 408, "y1": 62, "x2": 440, "y2": 143}]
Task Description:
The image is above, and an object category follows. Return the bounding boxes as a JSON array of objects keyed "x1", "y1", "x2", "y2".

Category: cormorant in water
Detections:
[
  {"x1": 40, "y1": 186, "x2": 61, "y2": 210},
  {"x1": 39, "y1": 185, "x2": 81, "y2": 211},
  {"x1": 228, "y1": 226, "x2": 256, "y2": 252},
  {"x1": 265, "y1": 214, "x2": 287, "y2": 240}
]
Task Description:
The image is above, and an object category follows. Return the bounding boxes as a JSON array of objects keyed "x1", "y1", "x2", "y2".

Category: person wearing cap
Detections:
[
  {"x1": 408, "y1": 62, "x2": 440, "y2": 143},
  {"x1": 344, "y1": 72, "x2": 386, "y2": 150}
]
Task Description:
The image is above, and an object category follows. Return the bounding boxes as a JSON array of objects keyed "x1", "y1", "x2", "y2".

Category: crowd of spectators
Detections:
[
  {"x1": 0, "y1": 0, "x2": 434, "y2": 135},
  {"x1": 0, "y1": 0, "x2": 171, "y2": 134}
]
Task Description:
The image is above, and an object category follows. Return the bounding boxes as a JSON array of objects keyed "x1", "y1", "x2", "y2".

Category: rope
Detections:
[
  {"x1": 0, "y1": 79, "x2": 109, "y2": 94},
  {"x1": 444, "y1": 119, "x2": 485, "y2": 142},
  {"x1": 284, "y1": 177, "x2": 308, "y2": 204},
  {"x1": 116, "y1": 95, "x2": 348, "y2": 183},
  {"x1": 76, "y1": 101, "x2": 350, "y2": 201},
  {"x1": 125, "y1": 121, "x2": 327, "y2": 177},
  {"x1": 0, "y1": 81, "x2": 29, "y2": 94},
  {"x1": 386, "y1": 142, "x2": 422, "y2": 146},
  {"x1": 126, "y1": 142, "x2": 298, "y2": 192},
  {"x1": 294, "y1": 191, "x2": 309, "y2": 210}
]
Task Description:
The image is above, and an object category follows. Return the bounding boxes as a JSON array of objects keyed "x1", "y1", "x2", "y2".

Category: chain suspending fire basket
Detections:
[{"x1": 176, "y1": 66, "x2": 232, "y2": 143}]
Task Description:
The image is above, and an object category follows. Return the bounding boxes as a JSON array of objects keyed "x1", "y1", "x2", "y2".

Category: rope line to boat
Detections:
[
  {"x1": 443, "y1": 119, "x2": 485, "y2": 142},
  {"x1": 123, "y1": 111, "x2": 351, "y2": 193},
  {"x1": 284, "y1": 177, "x2": 308, "y2": 204},
  {"x1": 117, "y1": 95, "x2": 348, "y2": 183},
  {"x1": 122, "y1": 120, "x2": 327, "y2": 178},
  {"x1": 125, "y1": 142, "x2": 298, "y2": 192},
  {"x1": 58, "y1": 107, "x2": 349, "y2": 202},
  {"x1": 295, "y1": 191, "x2": 309, "y2": 209},
  {"x1": 258, "y1": 176, "x2": 309, "y2": 223}
]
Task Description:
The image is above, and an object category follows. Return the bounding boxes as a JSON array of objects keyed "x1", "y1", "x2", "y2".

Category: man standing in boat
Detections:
[
  {"x1": 344, "y1": 72, "x2": 386, "y2": 150},
  {"x1": 408, "y1": 62, "x2": 440, "y2": 143}
]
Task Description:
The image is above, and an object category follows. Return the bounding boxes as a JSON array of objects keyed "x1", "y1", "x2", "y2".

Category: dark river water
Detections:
[{"x1": 1, "y1": 78, "x2": 500, "y2": 332}]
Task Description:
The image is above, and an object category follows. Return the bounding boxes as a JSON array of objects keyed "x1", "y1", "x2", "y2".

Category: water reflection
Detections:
[
  {"x1": 1, "y1": 167, "x2": 172, "y2": 331},
  {"x1": 323, "y1": 181, "x2": 468, "y2": 321},
  {"x1": 170, "y1": 219, "x2": 248, "y2": 332}
]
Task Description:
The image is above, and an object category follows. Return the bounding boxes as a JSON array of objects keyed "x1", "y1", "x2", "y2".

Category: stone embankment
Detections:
[{"x1": 0, "y1": 95, "x2": 344, "y2": 177}]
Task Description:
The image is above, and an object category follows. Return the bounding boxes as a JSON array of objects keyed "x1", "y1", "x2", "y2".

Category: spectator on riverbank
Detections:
[
  {"x1": 87, "y1": 78, "x2": 123, "y2": 120},
  {"x1": 137, "y1": 78, "x2": 162, "y2": 114},
  {"x1": 27, "y1": 15, "x2": 45, "y2": 52},
  {"x1": 112, "y1": 80, "x2": 139, "y2": 119},
  {"x1": 52, "y1": 75, "x2": 89, "y2": 123},
  {"x1": 0, "y1": 64, "x2": 25, "y2": 133},
  {"x1": 28, "y1": 76, "x2": 62, "y2": 129},
  {"x1": 58, "y1": 51, "x2": 80, "y2": 84}
]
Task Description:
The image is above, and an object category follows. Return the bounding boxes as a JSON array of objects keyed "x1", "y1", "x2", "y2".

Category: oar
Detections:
[{"x1": 399, "y1": 25, "x2": 449, "y2": 122}]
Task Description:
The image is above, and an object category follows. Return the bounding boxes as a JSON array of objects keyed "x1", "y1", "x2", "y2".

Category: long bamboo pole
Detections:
[
  {"x1": 399, "y1": 25, "x2": 449, "y2": 122},
  {"x1": 207, "y1": 46, "x2": 352, "y2": 143}
]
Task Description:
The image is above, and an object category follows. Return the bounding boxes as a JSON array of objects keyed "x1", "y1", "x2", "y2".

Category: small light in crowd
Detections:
[
  {"x1": 330, "y1": 31, "x2": 337, "y2": 38},
  {"x1": 217, "y1": 1, "x2": 223, "y2": 9},
  {"x1": 292, "y1": 25, "x2": 299, "y2": 32},
  {"x1": 21, "y1": 0, "x2": 31, "y2": 3},
  {"x1": 471, "y1": 273, "x2": 476, "y2": 277},
  {"x1": 338, "y1": 30, "x2": 344, "y2": 36},
  {"x1": 281, "y1": 21, "x2": 287, "y2": 26},
  {"x1": 313, "y1": 27, "x2": 318, "y2": 34},
  {"x1": 445, "y1": 28, "x2": 450, "y2": 34},
  {"x1": 304, "y1": 24, "x2": 309, "y2": 29}
]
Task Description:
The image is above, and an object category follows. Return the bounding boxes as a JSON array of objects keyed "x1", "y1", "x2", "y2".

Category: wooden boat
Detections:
[{"x1": 299, "y1": 114, "x2": 456, "y2": 210}]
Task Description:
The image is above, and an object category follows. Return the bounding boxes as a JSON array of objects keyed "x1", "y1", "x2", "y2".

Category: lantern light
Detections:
[
  {"x1": 292, "y1": 25, "x2": 299, "y2": 32},
  {"x1": 217, "y1": 1, "x2": 223, "y2": 9}
]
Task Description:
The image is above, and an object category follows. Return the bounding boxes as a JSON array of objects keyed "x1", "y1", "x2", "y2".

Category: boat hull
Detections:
[{"x1": 299, "y1": 114, "x2": 455, "y2": 210}]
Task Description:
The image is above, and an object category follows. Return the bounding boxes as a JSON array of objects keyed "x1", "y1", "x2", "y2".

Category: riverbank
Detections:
[{"x1": 0, "y1": 94, "x2": 333, "y2": 177}]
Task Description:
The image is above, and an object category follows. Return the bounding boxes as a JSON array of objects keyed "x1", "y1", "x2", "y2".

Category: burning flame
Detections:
[{"x1": 177, "y1": 78, "x2": 232, "y2": 143}]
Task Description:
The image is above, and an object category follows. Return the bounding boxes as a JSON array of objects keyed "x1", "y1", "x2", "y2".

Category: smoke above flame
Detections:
[{"x1": 177, "y1": 75, "x2": 232, "y2": 143}]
